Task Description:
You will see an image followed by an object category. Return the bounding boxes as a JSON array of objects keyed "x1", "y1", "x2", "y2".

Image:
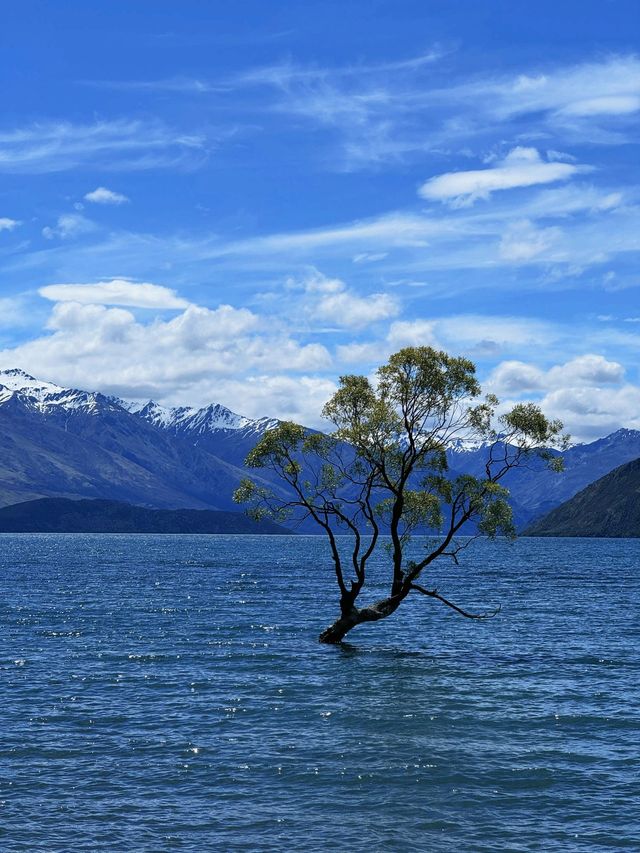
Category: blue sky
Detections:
[{"x1": 0, "y1": 0, "x2": 638, "y2": 440}]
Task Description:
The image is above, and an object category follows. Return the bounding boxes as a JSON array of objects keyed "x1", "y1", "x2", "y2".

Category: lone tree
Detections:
[{"x1": 234, "y1": 347, "x2": 566, "y2": 644}]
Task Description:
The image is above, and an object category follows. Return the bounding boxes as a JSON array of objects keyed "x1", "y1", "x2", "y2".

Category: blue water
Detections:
[{"x1": 1, "y1": 534, "x2": 639, "y2": 852}]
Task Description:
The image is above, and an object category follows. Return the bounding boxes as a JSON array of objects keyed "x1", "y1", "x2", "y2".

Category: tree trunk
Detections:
[
  {"x1": 319, "y1": 617, "x2": 358, "y2": 644},
  {"x1": 319, "y1": 609, "x2": 361, "y2": 644},
  {"x1": 318, "y1": 594, "x2": 406, "y2": 644}
]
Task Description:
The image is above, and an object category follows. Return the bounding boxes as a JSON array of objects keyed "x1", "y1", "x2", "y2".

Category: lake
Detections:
[{"x1": 1, "y1": 534, "x2": 639, "y2": 851}]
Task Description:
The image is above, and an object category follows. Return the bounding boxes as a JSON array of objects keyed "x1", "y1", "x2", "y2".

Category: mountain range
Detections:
[
  {"x1": 1, "y1": 367, "x2": 639, "y2": 530},
  {"x1": 0, "y1": 368, "x2": 283, "y2": 512}
]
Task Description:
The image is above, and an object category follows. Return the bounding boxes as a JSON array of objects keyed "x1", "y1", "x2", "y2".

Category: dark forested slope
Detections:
[
  {"x1": 0, "y1": 497, "x2": 288, "y2": 533},
  {"x1": 524, "y1": 457, "x2": 640, "y2": 537}
]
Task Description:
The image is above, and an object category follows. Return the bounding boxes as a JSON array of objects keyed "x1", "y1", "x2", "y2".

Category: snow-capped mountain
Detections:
[
  {"x1": 0, "y1": 368, "x2": 277, "y2": 437},
  {"x1": 130, "y1": 399, "x2": 279, "y2": 438},
  {"x1": 134, "y1": 400, "x2": 250, "y2": 432},
  {"x1": 0, "y1": 368, "x2": 283, "y2": 511},
  {"x1": 0, "y1": 368, "x2": 120, "y2": 415},
  {"x1": 446, "y1": 436, "x2": 491, "y2": 454}
]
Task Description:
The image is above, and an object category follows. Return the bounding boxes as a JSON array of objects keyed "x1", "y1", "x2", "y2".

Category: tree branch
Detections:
[{"x1": 410, "y1": 583, "x2": 501, "y2": 619}]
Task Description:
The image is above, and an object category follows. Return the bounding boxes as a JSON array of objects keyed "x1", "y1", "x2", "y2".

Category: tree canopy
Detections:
[{"x1": 234, "y1": 346, "x2": 567, "y2": 643}]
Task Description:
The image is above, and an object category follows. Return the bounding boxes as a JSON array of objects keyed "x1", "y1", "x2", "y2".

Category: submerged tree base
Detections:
[
  {"x1": 319, "y1": 605, "x2": 363, "y2": 643},
  {"x1": 319, "y1": 597, "x2": 404, "y2": 643},
  {"x1": 319, "y1": 618, "x2": 358, "y2": 644}
]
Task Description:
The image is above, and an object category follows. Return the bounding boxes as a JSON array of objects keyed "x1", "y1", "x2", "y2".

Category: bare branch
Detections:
[{"x1": 410, "y1": 583, "x2": 501, "y2": 619}]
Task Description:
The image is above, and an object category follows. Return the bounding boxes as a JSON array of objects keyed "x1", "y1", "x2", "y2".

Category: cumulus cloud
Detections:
[
  {"x1": 294, "y1": 271, "x2": 399, "y2": 329},
  {"x1": 336, "y1": 341, "x2": 389, "y2": 365},
  {"x1": 0, "y1": 300, "x2": 333, "y2": 425},
  {"x1": 490, "y1": 354, "x2": 625, "y2": 395},
  {"x1": 436, "y1": 315, "x2": 555, "y2": 354},
  {"x1": 487, "y1": 355, "x2": 633, "y2": 440},
  {"x1": 84, "y1": 187, "x2": 129, "y2": 205},
  {"x1": 42, "y1": 213, "x2": 96, "y2": 240},
  {"x1": 0, "y1": 217, "x2": 20, "y2": 232},
  {"x1": 540, "y1": 384, "x2": 640, "y2": 441},
  {"x1": 547, "y1": 354, "x2": 625, "y2": 386},
  {"x1": 39, "y1": 279, "x2": 190, "y2": 310},
  {"x1": 419, "y1": 147, "x2": 584, "y2": 206},
  {"x1": 336, "y1": 314, "x2": 557, "y2": 374},
  {"x1": 387, "y1": 319, "x2": 438, "y2": 348}
]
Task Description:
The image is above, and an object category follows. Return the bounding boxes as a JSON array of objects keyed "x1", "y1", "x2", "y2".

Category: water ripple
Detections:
[{"x1": 1, "y1": 533, "x2": 639, "y2": 851}]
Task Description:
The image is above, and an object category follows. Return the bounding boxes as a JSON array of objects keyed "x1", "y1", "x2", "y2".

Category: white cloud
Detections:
[
  {"x1": 388, "y1": 315, "x2": 557, "y2": 362},
  {"x1": 84, "y1": 187, "x2": 130, "y2": 205},
  {"x1": 419, "y1": 148, "x2": 584, "y2": 206},
  {"x1": 547, "y1": 354, "x2": 625, "y2": 386},
  {"x1": 488, "y1": 361, "x2": 546, "y2": 393},
  {"x1": 227, "y1": 213, "x2": 438, "y2": 256},
  {"x1": 0, "y1": 300, "x2": 333, "y2": 424},
  {"x1": 437, "y1": 315, "x2": 555, "y2": 353},
  {"x1": 387, "y1": 319, "x2": 439, "y2": 348},
  {"x1": 352, "y1": 251, "x2": 388, "y2": 263},
  {"x1": 42, "y1": 214, "x2": 96, "y2": 240},
  {"x1": 0, "y1": 217, "x2": 20, "y2": 232},
  {"x1": 227, "y1": 53, "x2": 640, "y2": 169},
  {"x1": 487, "y1": 354, "x2": 634, "y2": 440},
  {"x1": 467, "y1": 56, "x2": 640, "y2": 122},
  {"x1": 489, "y1": 354, "x2": 625, "y2": 396},
  {"x1": 39, "y1": 280, "x2": 190, "y2": 310},
  {"x1": 294, "y1": 271, "x2": 400, "y2": 329},
  {"x1": 0, "y1": 119, "x2": 206, "y2": 173},
  {"x1": 197, "y1": 374, "x2": 338, "y2": 425},
  {"x1": 559, "y1": 95, "x2": 640, "y2": 117},
  {"x1": 540, "y1": 384, "x2": 640, "y2": 441},
  {"x1": 335, "y1": 341, "x2": 385, "y2": 365}
]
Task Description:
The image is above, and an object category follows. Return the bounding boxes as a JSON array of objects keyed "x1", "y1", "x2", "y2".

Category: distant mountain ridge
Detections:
[
  {"x1": 524, "y1": 457, "x2": 640, "y2": 537},
  {"x1": 2, "y1": 367, "x2": 640, "y2": 530}
]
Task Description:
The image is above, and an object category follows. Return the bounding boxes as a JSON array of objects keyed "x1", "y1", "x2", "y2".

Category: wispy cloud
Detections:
[
  {"x1": 470, "y1": 56, "x2": 640, "y2": 121},
  {"x1": 247, "y1": 53, "x2": 640, "y2": 167},
  {"x1": 6, "y1": 175, "x2": 634, "y2": 294},
  {"x1": 80, "y1": 53, "x2": 640, "y2": 170},
  {"x1": 0, "y1": 297, "x2": 29, "y2": 328},
  {"x1": 0, "y1": 119, "x2": 207, "y2": 173},
  {"x1": 220, "y1": 213, "x2": 444, "y2": 256},
  {"x1": 498, "y1": 219, "x2": 563, "y2": 263}
]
